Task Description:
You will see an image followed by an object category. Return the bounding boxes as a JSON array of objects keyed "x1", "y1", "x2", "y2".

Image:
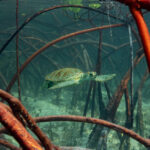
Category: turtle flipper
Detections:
[
  {"x1": 95, "y1": 74, "x2": 116, "y2": 82},
  {"x1": 49, "y1": 80, "x2": 79, "y2": 90}
]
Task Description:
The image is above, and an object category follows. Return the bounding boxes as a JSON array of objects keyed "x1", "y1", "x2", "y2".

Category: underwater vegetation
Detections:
[{"x1": 0, "y1": 0, "x2": 150, "y2": 150}]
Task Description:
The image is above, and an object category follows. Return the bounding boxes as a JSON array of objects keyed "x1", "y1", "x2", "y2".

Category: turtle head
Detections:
[{"x1": 86, "y1": 72, "x2": 97, "y2": 79}]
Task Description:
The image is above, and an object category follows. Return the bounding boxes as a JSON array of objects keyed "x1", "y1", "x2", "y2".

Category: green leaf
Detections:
[
  {"x1": 68, "y1": 0, "x2": 82, "y2": 5},
  {"x1": 64, "y1": 0, "x2": 83, "y2": 13},
  {"x1": 89, "y1": 3, "x2": 101, "y2": 9}
]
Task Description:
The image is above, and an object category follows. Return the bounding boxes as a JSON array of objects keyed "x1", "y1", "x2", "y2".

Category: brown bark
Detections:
[
  {"x1": 0, "y1": 103, "x2": 42, "y2": 150},
  {"x1": 0, "y1": 89, "x2": 53, "y2": 150}
]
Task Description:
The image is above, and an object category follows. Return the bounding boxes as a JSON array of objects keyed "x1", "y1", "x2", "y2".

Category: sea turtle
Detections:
[{"x1": 44, "y1": 68, "x2": 116, "y2": 90}]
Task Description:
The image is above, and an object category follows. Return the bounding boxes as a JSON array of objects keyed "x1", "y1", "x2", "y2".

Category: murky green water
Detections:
[{"x1": 0, "y1": 0, "x2": 150, "y2": 150}]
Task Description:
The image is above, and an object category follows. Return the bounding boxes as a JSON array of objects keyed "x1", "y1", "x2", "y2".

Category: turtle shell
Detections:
[{"x1": 45, "y1": 68, "x2": 84, "y2": 82}]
